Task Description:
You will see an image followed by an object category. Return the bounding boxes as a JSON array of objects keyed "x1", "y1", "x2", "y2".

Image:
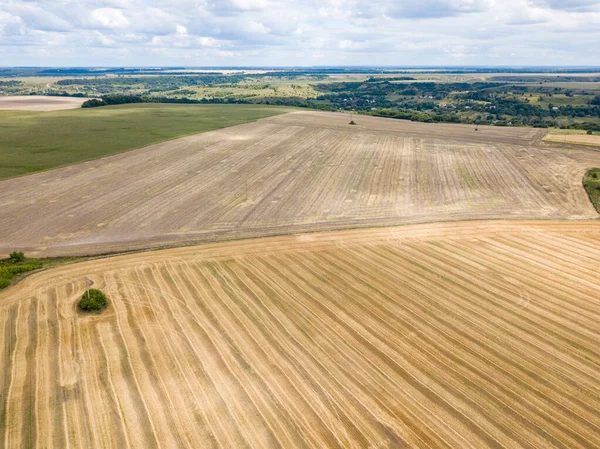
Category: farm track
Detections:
[
  {"x1": 1, "y1": 220, "x2": 600, "y2": 448},
  {"x1": 1, "y1": 111, "x2": 598, "y2": 257}
]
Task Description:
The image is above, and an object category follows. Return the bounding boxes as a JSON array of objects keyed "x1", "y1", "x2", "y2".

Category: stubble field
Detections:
[
  {"x1": 1, "y1": 220, "x2": 600, "y2": 449},
  {"x1": 2, "y1": 110, "x2": 599, "y2": 258},
  {"x1": 544, "y1": 132, "x2": 600, "y2": 148},
  {"x1": 0, "y1": 96, "x2": 87, "y2": 111}
]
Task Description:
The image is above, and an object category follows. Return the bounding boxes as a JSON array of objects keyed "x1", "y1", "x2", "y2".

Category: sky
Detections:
[{"x1": 0, "y1": 0, "x2": 599, "y2": 67}]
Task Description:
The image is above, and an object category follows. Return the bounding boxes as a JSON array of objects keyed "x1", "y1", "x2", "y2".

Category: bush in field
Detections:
[
  {"x1": 78, "y1": 289, "x2": 108, "y2": 312},
  {"x1": 8, "y1": 251, "x2": 25, "y2": 263}
]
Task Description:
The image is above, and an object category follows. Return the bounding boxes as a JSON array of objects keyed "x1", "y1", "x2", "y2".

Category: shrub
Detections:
[
  {"x1": 78, "y1": 289, "x2": 108, "y2": 312},
  {"x1": 8, "y1": 251, "x2": 25, "y2": 263},
  {"x1": 0, "y1": 263, "x2": 41, "y2": 277},
  {"x1": 583, "y1": 168, "x2": 600, "y2": 213},
  {"x1": 349, "y1": 120, "x2": 356, "y2": 125},
  {"x1": 0, "y1": 255, "x2": 43, "y2": 290}
]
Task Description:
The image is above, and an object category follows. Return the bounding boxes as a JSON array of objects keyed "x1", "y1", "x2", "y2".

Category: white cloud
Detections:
[
  {"x1": 89, "y1": 8, "x2": 129, "y2": 29},
  {"x1": 0, "y1": 0, "x2": 598, "y2": 66},
  {"x1": 528, "y1": 0, "x2": 599, "y2": 11},
  {"x1": 338, "y1": 39, "x2": 368, "y2": 50}
]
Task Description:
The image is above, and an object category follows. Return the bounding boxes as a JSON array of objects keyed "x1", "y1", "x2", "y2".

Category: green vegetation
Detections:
[
  {"x1": 81, "y1": 94, "x2": 254, "y2": 108},
  {"x1": 0, "y1": 254, "x2": 42, "y2": 289},
  {"x1": 583, "y1": 168, "x2": 600, "y2": 213},
  {"x1": 78, "y1": 289, "x2": 108, "y2": 312},
  {"x1": 311, "y1": 79, "x2": 600, "y2": 129},
  {"x1": 0, "y1": 103, "x2": 293, "y2": 180},
  {"x1": 0, "y1": 253, "x2": 86, "y2": 290},
  {"x1": 8, "y1": 251, "x2": 25, "y2": 263}
]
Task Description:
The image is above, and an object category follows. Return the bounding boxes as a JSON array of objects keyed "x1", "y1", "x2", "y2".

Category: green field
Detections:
[{"x1": 0, "y1": 103, "x2": 294, "y2": 180}]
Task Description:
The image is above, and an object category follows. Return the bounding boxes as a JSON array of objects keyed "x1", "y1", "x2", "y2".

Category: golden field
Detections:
[{"x1": 1, "y1": 221, "x2": 600, "y2": 449}]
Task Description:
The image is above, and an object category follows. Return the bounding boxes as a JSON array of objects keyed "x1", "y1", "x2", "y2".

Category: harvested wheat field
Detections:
[
  {"x1": 0, "y1": 96, "x2": 87, "y2": 111},
  {"x1": 544, "y1": 133, "x2": 600, "y2": 148},
  {"x1": 1, "y1": 111, "x2": 598, "y2": 257},
  {"x1": 1, "y1": 220, "x2": 600, "y2": 449}
]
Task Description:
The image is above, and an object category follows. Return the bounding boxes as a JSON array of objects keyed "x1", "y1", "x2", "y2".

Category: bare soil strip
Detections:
[
  {"x1": 0, "y1": 111, "x2": 597, "y2": 258},
  {"x1": 1, "y1": 220, "x2": 600, "y2": 449},
  {"x1": 0, "y1": 96, "x2": 87, "y2": 111}
]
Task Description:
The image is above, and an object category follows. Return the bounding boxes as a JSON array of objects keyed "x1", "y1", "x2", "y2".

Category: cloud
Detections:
[
  {"x1": 88, "y1": 8, "x2": 129, "y2": 29},
  {"x1": 528, "y1": 0, "x2": 599, "y2": 11},
  {"x1": 386, "y1": 0, "x2": 493, "y2": 18},
  {"x1": 6, "y1": 4, "x2": 71, "y2": 32},
  {"x1": 0, "y1": 0, "x2": 599, "y2": 66},
  {"x1": 337, "y1": 39, "x2": 369, "y2": 50}
]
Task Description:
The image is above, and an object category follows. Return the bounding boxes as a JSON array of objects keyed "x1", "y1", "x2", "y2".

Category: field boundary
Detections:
[{"x1": 3, "y1": 217, "x2": 600, "y2": 293}]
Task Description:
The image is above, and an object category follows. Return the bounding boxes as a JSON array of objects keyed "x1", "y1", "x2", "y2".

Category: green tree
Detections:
[
  {"x1": 78, "y1": 289, "x2": 108, "y2": 312},
  {"x1": 8, "y1": 251, "x2": 25, "y2": 263}
]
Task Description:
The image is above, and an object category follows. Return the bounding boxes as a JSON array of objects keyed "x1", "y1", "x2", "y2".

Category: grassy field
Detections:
[
  {"x1": 0, "y1": 103, "x2": 293, "y2": 179},
  {"x1": 1, "y1": 221, "x2": 600, "y2": 448}
]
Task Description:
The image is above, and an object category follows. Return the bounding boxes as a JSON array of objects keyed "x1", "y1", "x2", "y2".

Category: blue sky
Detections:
[{"x1": 1, "y1": 0, "x2": 599, "y2": 66}]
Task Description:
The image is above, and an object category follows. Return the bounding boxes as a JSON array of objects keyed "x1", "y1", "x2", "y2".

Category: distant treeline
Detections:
[
  {"x1": 81, "y1": 94, "x2": 252, "y2": 108},
  {"x1": 0, "y1": 80, "x2": 22, "y2": 87}
]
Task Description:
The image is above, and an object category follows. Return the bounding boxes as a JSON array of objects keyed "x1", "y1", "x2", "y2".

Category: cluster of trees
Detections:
[
  {"x1": 0, "y1": 80, "x2": 22, "y2": 87},
  {"x1": 82, "y1": 94, "x2": 254, "y2": 108},
  {"x1": 371, "y1": 108, "x2": 463, "y2": 124},
  {"x1": 78, "y1": 289, "x2": 108, "y2": 312},
  {"x1": 82, "y1": 95, "x2": 147, "y2": 107},
  {"x1": 59, "y1": 74, "x2": 248, "y2": 91}
]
